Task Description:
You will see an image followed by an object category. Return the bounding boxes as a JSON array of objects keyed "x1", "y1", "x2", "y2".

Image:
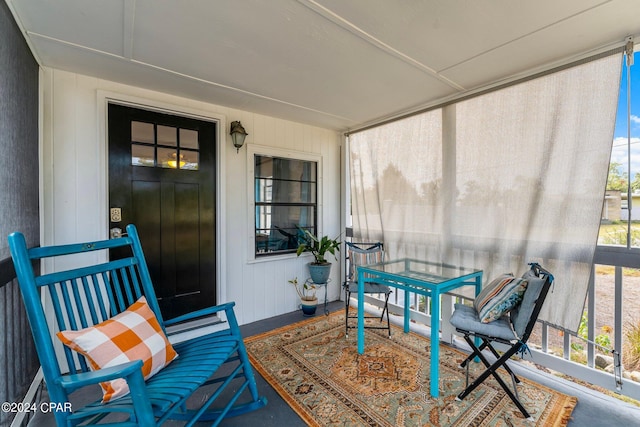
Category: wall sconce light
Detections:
[{"x1": 230, "y1": 121, "x2": 248, "y2": 153}]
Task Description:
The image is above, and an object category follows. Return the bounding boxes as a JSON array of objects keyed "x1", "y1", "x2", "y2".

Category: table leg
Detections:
[
  {"x1": 324, "y1": 282, "x2": 329, "y2": 315},
  {"x1": 404, "y1": 290, "x2": 410, "y2": 333},
  {"x1": 475, "y1": 275, "x2": 482, "y2": 350},
  {"x1": 474, "y1": 274, "x2": 482, "y2": 297},
  {"x1": 357, "y1": 269, "x2": 365, "y2": 354},
  {"x1": 473, "y1": 274, "x2": 482, "y2": 360},
  {"x1": 430, "y1": 292, "x2": 440, "y2": 397}
]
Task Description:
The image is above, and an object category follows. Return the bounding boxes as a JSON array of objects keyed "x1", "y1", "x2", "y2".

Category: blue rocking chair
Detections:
[{"x1": 8, "y1": 224, "x2": 267, "y2": 426}]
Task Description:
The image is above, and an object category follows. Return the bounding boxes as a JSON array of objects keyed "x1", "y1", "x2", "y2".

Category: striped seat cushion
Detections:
[
  {"x1": 57, "y1": 297, "x2": 178, "y2": 402},
  {"x1": 473, "y1": 274, "x2": 528, "y2": 323}
]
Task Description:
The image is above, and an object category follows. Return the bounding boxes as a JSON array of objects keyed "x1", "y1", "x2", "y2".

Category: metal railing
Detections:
[{"x1": 527, "y1": 245, "x2": 640, "y2": 401}]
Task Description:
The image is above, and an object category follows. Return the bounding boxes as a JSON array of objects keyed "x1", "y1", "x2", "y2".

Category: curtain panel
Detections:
[{"x1": 349, "y1": 53, "x2": 622, "y2": 332}]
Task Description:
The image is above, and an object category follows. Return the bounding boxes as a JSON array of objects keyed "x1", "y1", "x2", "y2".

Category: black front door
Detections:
[{"x1": 108, "y1": 103, "x2": 216, "y2": 319}]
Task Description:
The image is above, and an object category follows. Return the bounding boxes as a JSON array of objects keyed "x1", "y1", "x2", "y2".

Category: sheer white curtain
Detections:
[
  {"x1": 349, "y1": 109, "x2": 444, "y2": 259},
  {"x1": 349, "y1": 53, "x2": 622, "y2": 332}
]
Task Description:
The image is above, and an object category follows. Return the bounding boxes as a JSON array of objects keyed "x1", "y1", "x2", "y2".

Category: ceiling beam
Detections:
[{"x1": 122, "y1": 0, "x2": 136, "y2": 59}]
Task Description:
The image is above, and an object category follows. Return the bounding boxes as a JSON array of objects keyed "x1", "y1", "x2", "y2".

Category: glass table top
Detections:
[{"x1": 358, "y1": 258, "x2": 481, "y2": 284}]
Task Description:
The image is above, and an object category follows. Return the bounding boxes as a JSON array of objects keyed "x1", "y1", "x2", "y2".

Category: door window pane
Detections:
[
  {"x1": 131, "y1": 121, "x2": 154, "y2": 144},
  {"x1": 157, "y1": 125, "x2": 177, "y2": 146},
  {"x1": 180, "y1": 129, "x2": 199, "y2": 149},
  {"x1": 159, "y1": 147, "x2": 178, "y2": 169},
  {"x1": 181, "y1": 150, "x2": 199, "y2": 170},
  {"x1": 131, "y1": 144, "x2": 155, "y2": 167}
]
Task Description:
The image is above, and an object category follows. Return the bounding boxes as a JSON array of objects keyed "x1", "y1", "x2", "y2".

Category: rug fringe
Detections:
[{"x1": 555, "y1": 396, "x2": 578, "y2": 427}]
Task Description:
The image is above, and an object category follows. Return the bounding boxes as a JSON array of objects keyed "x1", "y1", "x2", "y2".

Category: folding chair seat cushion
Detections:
[
  {"x1": 450, "y1": 304, "x2": 517, "y2": 341},
  {"x1": 450, "y1": 267, "x2": 546, "y2": 341},
  {"x1": 346, "y1": 281, "x2": 390, "y2": 295}
]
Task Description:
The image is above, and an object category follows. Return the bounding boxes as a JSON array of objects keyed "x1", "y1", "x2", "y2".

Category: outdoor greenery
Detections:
[
  {"x1": 607, "y1": 161, "x2": 640, "y2": 192},
  {"x1": 598, "y1": 221, "x2": 640, "y2": 248},
  {"x1": 571, "y1": 312, "x2": 612, "y2": 354},
  {"x1": 624, "y1": 319, "x2": 640, "y2": 372},
  {"x1": 604, "y1": 160, "x2": 640, "y2": 247}
]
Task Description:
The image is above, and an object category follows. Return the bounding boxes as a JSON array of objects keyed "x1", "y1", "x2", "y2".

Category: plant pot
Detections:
[
  {"x1": 308, "y1": 262, "x2": 331, "y2": 284},
  {"x1": 300, "y1": 297, "x2": 318, "y2": 316}
]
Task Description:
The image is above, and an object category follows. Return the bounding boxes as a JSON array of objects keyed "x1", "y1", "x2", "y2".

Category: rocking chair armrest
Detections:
[
  {"x1": 55, "y1": 360, "x2": 144, "y2": 392},
  {"x1": 164, "y1": 301, "x2": 236, "y2": 327}
]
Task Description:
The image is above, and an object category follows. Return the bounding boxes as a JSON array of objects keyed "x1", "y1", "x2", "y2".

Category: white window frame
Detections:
[{"x1": 246, "y1": 144, "x2": 322, "y2": 262}]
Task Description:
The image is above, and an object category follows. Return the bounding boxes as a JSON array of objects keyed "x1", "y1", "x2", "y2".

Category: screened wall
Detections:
[
  {"x1": 0, "y1": 2, "x2": 40, "y2": 425},
  {"x1": 348, "y1": 51, "x2": 623, "y2": 332}
]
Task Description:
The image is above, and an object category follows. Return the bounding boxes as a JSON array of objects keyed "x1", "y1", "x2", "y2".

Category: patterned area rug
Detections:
[{"x1": 245, "y1": 311, "x2": 577, "y2": 427}]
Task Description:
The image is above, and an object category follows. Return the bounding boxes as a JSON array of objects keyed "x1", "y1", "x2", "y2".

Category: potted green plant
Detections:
[
  {"x1": 288, "y1": 277, "x2": 318, "y2": 316},
  {"x1": 296, "y1": 227, "x2": 341, "y2": 284}
]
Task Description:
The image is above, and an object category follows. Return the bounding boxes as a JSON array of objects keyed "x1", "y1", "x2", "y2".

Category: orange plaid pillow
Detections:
[{"x1": 57, "y1": 296, "x2": 178, "y2": 402}]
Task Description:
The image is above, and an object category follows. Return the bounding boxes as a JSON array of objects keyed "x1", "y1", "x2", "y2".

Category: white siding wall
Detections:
[{"x1": 40, "y1": 68, "x2": 342, "y2": 325}]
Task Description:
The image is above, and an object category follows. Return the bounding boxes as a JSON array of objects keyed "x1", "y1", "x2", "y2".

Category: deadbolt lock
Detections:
[{"x1": 110, "y1": 208, "x2": 122, "y2": 222}]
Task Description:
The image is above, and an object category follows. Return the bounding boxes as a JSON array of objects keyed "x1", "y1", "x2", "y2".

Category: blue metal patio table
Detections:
[{"x1": 356, "y1": 258, "x2": 483, "y2": 397}]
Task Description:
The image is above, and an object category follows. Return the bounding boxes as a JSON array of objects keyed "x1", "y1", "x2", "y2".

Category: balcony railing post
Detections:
[
  {"x1": 615, "y1": 266, "x2": 623, "y2": 379},
  {"x1": 563, "y1": 329, "x2": 571, "y2": 360},
  {"x1": 587, "y1": 267, "x2": 595, "y2": 368}
]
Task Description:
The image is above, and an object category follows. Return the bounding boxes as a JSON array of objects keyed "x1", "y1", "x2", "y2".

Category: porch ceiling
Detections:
[{"x1": 6, "y1": 0, "x2": 640, "y2": 131}]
